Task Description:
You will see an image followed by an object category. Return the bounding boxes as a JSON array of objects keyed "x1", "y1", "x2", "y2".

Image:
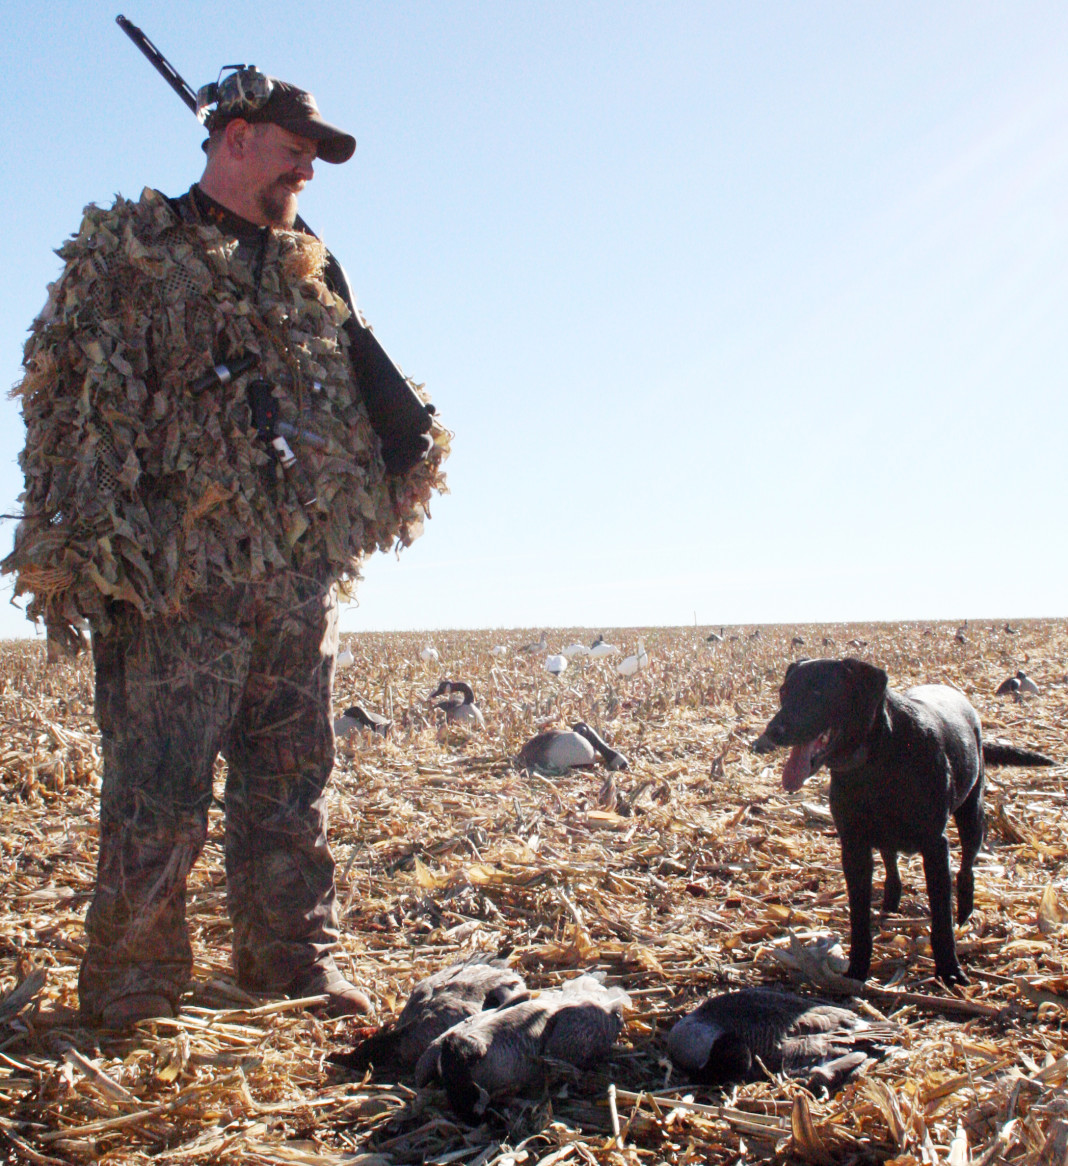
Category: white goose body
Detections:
[{"x1": 616, "y1": 639, "x2": 649, "y2": 676}]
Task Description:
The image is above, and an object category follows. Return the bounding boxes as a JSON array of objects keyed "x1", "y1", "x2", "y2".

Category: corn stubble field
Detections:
[{"x1": 2, "y1": 619, "x2": 1068, "y2": 1166}]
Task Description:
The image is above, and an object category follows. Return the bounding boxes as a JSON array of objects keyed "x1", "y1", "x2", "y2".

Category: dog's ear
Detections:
[
  {"x1": 842, "y1": 658, "x2": 888, "y2": 727},
  {"x1": 784, "y1": 658, "x2": 809, "y2": 680}
]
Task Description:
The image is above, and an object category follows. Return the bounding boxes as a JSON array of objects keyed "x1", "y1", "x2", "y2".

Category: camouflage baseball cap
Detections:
[{"x1": 204, "y1": 71, "x2": 356, "y2": 164}]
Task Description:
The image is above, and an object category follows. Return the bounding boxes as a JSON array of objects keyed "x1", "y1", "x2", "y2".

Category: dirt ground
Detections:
[{"x1": 1, "y1": 618, "x2": 1066, "y2": 1165}]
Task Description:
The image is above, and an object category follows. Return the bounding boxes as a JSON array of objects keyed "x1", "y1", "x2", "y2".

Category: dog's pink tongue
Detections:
[{"x1": 782, "y1": 741, "x2": 818, "y2": 792}]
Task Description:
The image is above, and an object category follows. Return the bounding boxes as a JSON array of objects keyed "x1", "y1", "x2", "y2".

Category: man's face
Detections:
[{"x1": 241, "y1": 123, "x2": 318, "y2": 228}]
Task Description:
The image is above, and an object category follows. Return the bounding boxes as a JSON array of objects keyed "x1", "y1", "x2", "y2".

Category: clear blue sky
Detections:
[{"x1": 1, "y1": 2, "x2": 1065, "y2": 639}]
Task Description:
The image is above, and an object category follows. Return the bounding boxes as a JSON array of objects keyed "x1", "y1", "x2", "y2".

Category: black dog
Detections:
[{"x1": 753, "y1": 658, "x2": 1056, "y2": 985}]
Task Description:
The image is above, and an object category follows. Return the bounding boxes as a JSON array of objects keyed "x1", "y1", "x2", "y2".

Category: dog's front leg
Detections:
[
  {"x1": 841, "y1": 841, "x2": 874, "y2": 981},
  {"x1": 922, "y1": 835, "x2": 968, "y2": 985},
  {"x1": 880, "y1": 849, "x2": 902, "y2": 914}
]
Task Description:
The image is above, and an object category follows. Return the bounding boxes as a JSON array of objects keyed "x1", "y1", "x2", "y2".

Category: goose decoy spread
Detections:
[
  {"x1": 518, "y1": 722, "x2": 628, "y2": 773},
  {"x1": 334, "y1": 704, "x2": 392, "y2": 738},
  {"x1": 616, "y1": 639, "x2": 649, "y2": 676},
  {"x1": 667, "y1": 987, "x2": 898, "y2": 1092},
  {"x1": 429, "y1": 680, "x2": 485, "y2": 728},
  {"x1": 415, "y1": 974, "x2": 631, "y2": 1120},
  {"x1": 332, "y1": 958, "x2": 528, "y2": 1074}
]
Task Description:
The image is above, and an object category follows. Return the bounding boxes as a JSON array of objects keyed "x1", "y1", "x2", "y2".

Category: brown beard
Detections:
[{"x1": 256, "y1": 176, "x2": 301, "y2": 228}]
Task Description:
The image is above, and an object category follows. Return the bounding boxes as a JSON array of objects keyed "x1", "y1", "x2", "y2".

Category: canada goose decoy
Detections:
[
  {"x1": 429, "y1": 680, "x2": 485, "y2": 729},
  {"x1": 420, "y1": 645, "x2": 440, "y2": 663},
  {"x1": 706, "y1": 631, "x2": 723, "y2": 643},
  {"x1": 996, "y1": 670, "x2": 1040, "y2": 699},
  {"x1": 616, "y1": 640, "x2": 648, "y2": 677},
  {"x1": 518, "y1": 722, "x2": 628, "y2": 773},
  {"x1": 336, "y1": 646, "x2": 355, "y2": 668},
  {"x1": 791, "y1": 636, "x2": 805, "y2": 647},
  {"x1": 518, "y1": 632, "x2": 549, "y2": 655},
  {"x1": 415, "y1": 974, "x2": 630, "y2": 1120},
  {"x1": 332, "y1": 958, "x2": 528, "y2": 1074},
  {"x1": 544, "y1": 654, "x2": 568, "y2": 675},
  {"x1": 334, "y1": 704, "x2": 392, "y2": 738},
  {"x1": 667, "y1": 987, "x2": 898, "y2": 1092}
]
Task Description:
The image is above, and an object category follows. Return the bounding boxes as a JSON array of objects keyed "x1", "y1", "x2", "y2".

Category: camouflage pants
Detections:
[{"x1": 79, "y1": 570, "x2": 343, "y2": 1017}]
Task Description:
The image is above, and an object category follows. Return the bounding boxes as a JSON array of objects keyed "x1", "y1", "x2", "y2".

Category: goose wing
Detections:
[{"x1": 542, "y1": 978, "x2": 630, "y2": 1070}]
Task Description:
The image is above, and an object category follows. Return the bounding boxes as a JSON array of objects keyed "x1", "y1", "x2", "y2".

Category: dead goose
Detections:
[
  {"x1": 332, "y1": 958, "x2": 528, "y2": 1074},
  {"x1": 333, "y1": 704, "x2": 392, "y2": 738},
  {"x1": 429, "y1": 680, "x2": 485, "y2": 729},
  {"x1": 667, "y1": 987, "x2": 898, "y2": 1091},
  {"x1": 518, "y1": 722, "x2": 628, "y2": 773},
  {"x1": 416, "y1": 974, "x2": 630, "y2": 1120}
]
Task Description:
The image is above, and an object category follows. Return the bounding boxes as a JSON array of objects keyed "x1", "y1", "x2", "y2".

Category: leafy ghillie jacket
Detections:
[{"x1": 4, "y1": 189, "x2": 449, "y2": 632}]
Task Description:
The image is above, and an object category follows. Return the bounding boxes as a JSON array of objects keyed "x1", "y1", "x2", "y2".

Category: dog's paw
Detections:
[{"x1": 936, "y1": 964, "x2": 969, "y2": 987}]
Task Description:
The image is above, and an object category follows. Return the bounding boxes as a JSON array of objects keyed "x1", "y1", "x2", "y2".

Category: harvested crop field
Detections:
[{"x1": 2, "y1": 618, "x2": 1068, "y2": 1166}]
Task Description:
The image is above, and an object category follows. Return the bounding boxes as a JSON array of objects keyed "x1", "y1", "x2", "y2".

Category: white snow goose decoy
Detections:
[
  {"x1": 415, "y1": 974, "x2": 630, "y2": 1120},
  {"x1": 420, "y1": 645, "x2": 440, "y2": 664},
  {"x1": 560, "y1": 642, "x2": 590, "y2": 659},
  {"x1": 429, "y1": 680, "x2": 485, "y2": 729},
  {"x1": 544, "y1": 654, "x2": 568, "y2": 675},
  {"x1": 518, "y1": 722, "x2": 628, "y2": 773},
  {"x1": 667, "y1": 987, "x2": 899, "y2": 1091},
  {"x1": 336, "y1": 646, "x2": 355, "y2": 668},
  {"x1": 334, "y1": 704, "x2": 392, "y2": 738},
  {"x1": 616, "y1": 639, "x2": 649, "y2": 677},
  {"x1": 588, "y1": 636, "x2": 620, "y2": 659},
  {"x1": 332, "y1": 958, "x2": 528, "y2": 1074}
]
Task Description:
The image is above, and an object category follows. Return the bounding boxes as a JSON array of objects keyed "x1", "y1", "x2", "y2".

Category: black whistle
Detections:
[{"x1": 193, "y1": 353, "x2": 256, "y2": 394}]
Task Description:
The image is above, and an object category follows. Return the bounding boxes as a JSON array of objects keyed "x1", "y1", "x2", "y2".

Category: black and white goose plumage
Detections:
[{"x1": 667, "y1": 987, "x2": 899, "y2": 1090}]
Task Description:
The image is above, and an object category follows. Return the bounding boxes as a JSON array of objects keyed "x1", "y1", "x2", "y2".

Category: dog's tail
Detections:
[{"x1": 983, "y1": 740, "x2": 1058, "y2": 767}]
